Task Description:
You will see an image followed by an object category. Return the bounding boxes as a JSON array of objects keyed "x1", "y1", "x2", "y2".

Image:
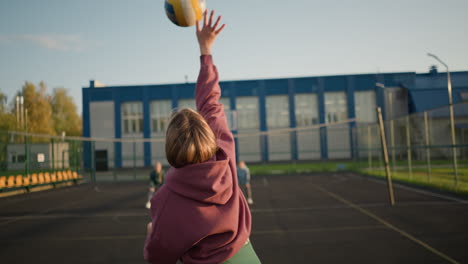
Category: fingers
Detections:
[
  {"x1": 215, "y1": 23, "x2": 226, "y2": 35},
  {"x1": 208, "y1": 10, "x2": 214, "y2": 27},
  {"x1": 212, "y1": 15, "x2": 221, "y2": 30},
  {"x1": 203, "y1": 10, "x2": 208, "y2": 26},
  {"x1": 200, "y1": 10, "x2": 225, "y2": 34}
]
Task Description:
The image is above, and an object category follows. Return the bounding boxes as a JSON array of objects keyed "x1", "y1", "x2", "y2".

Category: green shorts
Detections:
[{"x1": 222, "y1": 240, "x2": 261, "y2": 264}]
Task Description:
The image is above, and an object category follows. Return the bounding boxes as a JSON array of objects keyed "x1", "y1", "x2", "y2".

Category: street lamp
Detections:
[{"x1": 427, "y1": 53, "x2": 458, "y2": 185}]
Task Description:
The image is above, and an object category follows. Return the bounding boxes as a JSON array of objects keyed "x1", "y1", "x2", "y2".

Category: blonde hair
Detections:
[{"x1": 165, "y1": 108, "x2": 217, "y2": 168}]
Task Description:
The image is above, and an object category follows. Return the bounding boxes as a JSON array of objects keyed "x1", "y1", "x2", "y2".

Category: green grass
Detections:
[
  {"x1": 248, "y1": 161, "x2": 364, "y2": 175},
  {"x1": 363, "y1": 167, "x2": 468, "y2": 195},
  {"x1": 248, "y1": 161, "x2": 468, "y2": 196}
]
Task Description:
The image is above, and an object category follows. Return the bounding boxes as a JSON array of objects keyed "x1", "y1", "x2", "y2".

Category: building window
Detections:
[
  {"x1": 219, "y1": 97, "x2": 230, "y2": 110},
  {"x1": 236, "y1": 97, "x2": 259, "y2": 129},
  {"x1": 178, "y1": 99, "x2": 196, "y2": 110},
  {"x1": 151, "y1": 100, "x2": 172, "y2": 133},
  {"x1": 355, "y1": 91, "x2": 377, "y2": 123},
  {"x1": 11, "y1": 154, "x2": 26, "y2": 163},
  {"x1": 325, "y1": 92, "x2": 348, "y2": 123},
  {"x1": 295, "y1": 94, "x2": 318, "y2": 126},
  {"x1": 266, "y1": 95, "x2": 290, "y2": 128},
  {"x1": 122, "y1": 102, "x2": 143, "y2": 134}
]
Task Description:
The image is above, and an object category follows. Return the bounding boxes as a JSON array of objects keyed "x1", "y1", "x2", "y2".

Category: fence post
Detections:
[
  {"x1": 133, "y1": 140, "x2": 137, "y2": 180},
  {"x1": 113, "y1": 149, "x2": 117, "y2": 181},
  {"x1": 368, "y1": 126, "x2": 372, "y2": 171},
  {"x1": 25, "y1": 134, "x2": 29, "y2": 179},
  {"x1": 390, "y1": 119, "x2": 396, "y2": 174},
  {"x1": 406, "y1": 116, "x2": 413, "y2": 180},
  {"x1": 51, "y1": 138, "x2": 55, "y2": 174},
  {"x1": 424, "y1": 112, "x2": 432, "y2": 182},
  {"x1": 62, "y1": 150, "x2": 65, "y2": 170}
]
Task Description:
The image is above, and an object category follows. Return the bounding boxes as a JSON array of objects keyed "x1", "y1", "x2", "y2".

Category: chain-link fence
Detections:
[
  {"x1": 0, "y1": 120, "x2": 356, "y2": 190},
  {"x1": 354, "y1": 102, "x2": 468, "y2": 193},
  {"x1": 3, "y1": 102, "x2": 468, "y2": 194}
]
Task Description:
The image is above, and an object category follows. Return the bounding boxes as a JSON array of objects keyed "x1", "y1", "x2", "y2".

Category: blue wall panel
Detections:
[
  {"x1": 119, "y1": 87, "x2": 143, "y2": 102},
  {"x1": 324, "y1": 76, "x2": 347, "y2": 91},
  {"x1": 295, "y1": 78, "x2": 318, "y2": 94},
  {"x1": 258, "y1": 81, "x2": 268, "y2": 162},
  {"x1": 113, "y1": 89, "x2": 122, "y2": 168},
  {"x1": 288, "y1": 79, "x2": 298, "y2": 160},
  {"x1": 317, "y1": 78, "x2": 328, "y2": 159},
  {"x1": 265, "y1": 79, "x2": 288, "y2": 95},
  {"x1": 147, "y1": 85, "x2": 173, "y2": 100},
  {"x1": 143, "y1": 87, "x2": 151, "y2": 167}
]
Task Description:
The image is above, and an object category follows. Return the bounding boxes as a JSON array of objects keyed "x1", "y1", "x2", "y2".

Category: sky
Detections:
[{"x1": 1, "y1": 0, "x2": 467, "y2": 114}]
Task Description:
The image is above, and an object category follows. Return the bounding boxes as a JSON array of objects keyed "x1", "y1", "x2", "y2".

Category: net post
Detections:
[{"x1": 377, "y1": 107, "x2": 395, "y2": 206}]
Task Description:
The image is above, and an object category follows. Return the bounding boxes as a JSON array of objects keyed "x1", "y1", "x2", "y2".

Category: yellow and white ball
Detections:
[{"x1": 164, "y1": 0, "x2": 206, "y2": 27}]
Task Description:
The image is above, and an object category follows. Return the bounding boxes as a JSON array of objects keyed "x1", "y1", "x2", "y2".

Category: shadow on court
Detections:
[{"x1": 0, "y1": 172, "x2": 467, "y2": 263}]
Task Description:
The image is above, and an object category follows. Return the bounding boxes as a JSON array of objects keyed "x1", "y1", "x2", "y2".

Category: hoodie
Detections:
[{"x1": 144, "y1": 55, "x2": 252, "y2": 264}]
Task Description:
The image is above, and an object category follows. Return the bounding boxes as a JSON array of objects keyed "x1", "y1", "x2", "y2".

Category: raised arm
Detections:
[{"x1": 195, "y1": 11, "x2": 234, "y2": 155}]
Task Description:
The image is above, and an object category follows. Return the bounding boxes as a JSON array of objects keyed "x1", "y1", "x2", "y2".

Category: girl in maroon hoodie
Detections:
[{"x1": 144, "y1": 10, "x2": 260, "y2": 264}]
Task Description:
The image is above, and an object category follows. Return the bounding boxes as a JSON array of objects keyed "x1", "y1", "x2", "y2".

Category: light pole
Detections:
[{"x1": 427, "y1": 53, "x2": 458, "y2": 185}]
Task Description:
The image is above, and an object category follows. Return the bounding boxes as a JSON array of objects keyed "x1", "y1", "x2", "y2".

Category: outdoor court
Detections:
[{"x1": 1, "y1": 172, "x2": 467, "y2": 263}]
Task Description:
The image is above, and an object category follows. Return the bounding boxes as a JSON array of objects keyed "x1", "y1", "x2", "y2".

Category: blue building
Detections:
[{"x1": 82, "y1": 68, "x2": 468, "y2": 168}]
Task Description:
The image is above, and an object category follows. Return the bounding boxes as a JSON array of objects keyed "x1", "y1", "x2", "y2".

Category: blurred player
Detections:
[
  {"x1": 146, "y1": 161, "x2": 164, "y2": 209},
  {"x1": 237, "y1": 161, "x2": 253, "y2": 205}
]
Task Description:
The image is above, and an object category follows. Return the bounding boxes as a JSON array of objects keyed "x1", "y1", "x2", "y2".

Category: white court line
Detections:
[
  {"x1": 250, "y1": 200, "x2": 459, "y2": 213},
  {"x1": 0, "y1": 201, "x2": 455, "y2": 220},
  {"x1": 315, "y1": 185, "x2": 460, "y2": 264},
  {"x1": 0, "y1": 226, "x2": 387, "y2": 242}
]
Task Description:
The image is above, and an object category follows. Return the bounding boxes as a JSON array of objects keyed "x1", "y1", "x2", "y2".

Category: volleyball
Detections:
[{"x1": 164, "y1": 0, "x2": 207, "y2": 27}]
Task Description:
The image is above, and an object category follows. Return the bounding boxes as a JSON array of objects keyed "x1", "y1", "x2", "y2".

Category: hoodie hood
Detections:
[{"x1": 165, "y1": 149, "x2": 233, "y2": 205}]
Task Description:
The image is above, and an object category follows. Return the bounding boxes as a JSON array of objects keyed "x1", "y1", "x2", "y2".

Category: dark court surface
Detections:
[{"x1": 1, "y1": 172, "x2": 467, "y2": 264}]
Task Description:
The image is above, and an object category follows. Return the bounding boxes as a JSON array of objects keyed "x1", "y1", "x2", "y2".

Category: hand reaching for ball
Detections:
[{"x1": 196, "y1": 10, "x2": 226, "y2": 55}]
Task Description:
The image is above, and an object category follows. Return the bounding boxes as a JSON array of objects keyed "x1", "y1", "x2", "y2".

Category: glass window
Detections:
[
  {"x1": 219, "y1": 97, "x2": 230, "y2": 110},
  {"x1": 121, "y1": 102, "x2": 143, "y2": 134},
  {"x1": 355, "y1": 91, "x2": 377, "y2": 123},
  {"x1": 178, "y1": 99, "x2": 196, "y2": 110},
  {"x1": 266, "y1": 95, "x2": 290, "y2": 128},
  {"x1": 325, "y1": 92, "x2": 348, "y2": 123},
  {"x1": 151, "y1": 100, "x2": 172, "y2": 133},
  {"x1": 295, "y1": 94, "x2": 318, "y2": 126},
  {"x1": 236, "y1": 97, "x2": 259, "y2": 129}
]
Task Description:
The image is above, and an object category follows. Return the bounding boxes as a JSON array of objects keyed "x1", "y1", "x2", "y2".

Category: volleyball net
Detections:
[{"x1": 0, "y1": 119, "x2": 356, "y2": 183}]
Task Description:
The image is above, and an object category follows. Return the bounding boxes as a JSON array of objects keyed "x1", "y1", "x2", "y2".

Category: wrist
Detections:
[{"x1": 200, "y1": 45, "x2": 212, "y2": 55}]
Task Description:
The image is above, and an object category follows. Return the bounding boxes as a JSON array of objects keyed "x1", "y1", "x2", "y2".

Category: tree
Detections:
[
  {"x1": 0, "y1": 91, "x2": 7, "y2": 113},
  {"x1": 0, "y1": 90, "x2": 15, "y2": 131},
  {"x1": 21, "y1": 82, "x2": 55, "y2": 135},
  {"x1": 51, "y1": 88, "x2": 82, "y2": 136}
]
